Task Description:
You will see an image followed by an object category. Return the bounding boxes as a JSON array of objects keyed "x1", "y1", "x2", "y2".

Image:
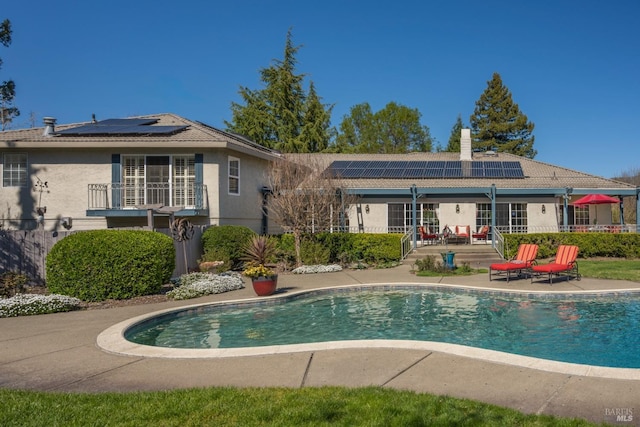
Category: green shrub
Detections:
[
  {"x1": 274, "y1": 234, "x2": 297, "y2": 269},
  {"x1": 46, "y1": 230, "x2": 175, "y2": 302},
  {"x1": 201, "y1": 225, "x2": 255, "y2": 269},
  {"x1": 198, "y1": 248, "x2": 231, "y2": 273},
  {"x1": 503, "y1": 232, "x2": 640, "y2": 259},
  {"x1": 413, "y1": 255, "x2": 442, "y2": 272},
  {"x1": 351, "y1": 234, "x2": 402, "y2": 264},
  {"x1": 314, "y1": 232, "x2": 354, "y2": 262},
  {"x1": 301, "y1": 240, "x2": 330, "y2": 265}
]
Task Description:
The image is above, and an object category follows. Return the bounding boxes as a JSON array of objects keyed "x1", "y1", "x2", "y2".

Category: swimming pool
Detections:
[{"x1": 123, "y1": 285, "x2": 640, "y2": 369}]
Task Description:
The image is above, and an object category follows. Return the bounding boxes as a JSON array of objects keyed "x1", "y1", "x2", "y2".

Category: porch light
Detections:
[
  {"x1": 542, "y1": 205, "x2": 546, "y2": 214},
  {"x1": 456, "y1": 204, "x2": 460, "y2": 214},
  {"x1": 365, "y1": 204, "x2": 370, "y2": 214}
]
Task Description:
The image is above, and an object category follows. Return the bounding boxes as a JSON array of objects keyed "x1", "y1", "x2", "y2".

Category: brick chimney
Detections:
[{"x1": 460, "y1": 128, "x2": 472, "y2": 161}]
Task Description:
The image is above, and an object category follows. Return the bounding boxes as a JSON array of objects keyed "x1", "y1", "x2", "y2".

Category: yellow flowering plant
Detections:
[{"x1": 242, "y1": 264, "x2": 275, "y2": 279}]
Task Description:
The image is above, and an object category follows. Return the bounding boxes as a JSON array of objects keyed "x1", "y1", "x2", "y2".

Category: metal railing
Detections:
[
  {"x1": 400, "y1": 230, "x2": 413, "y2": 260},
  {"x1": 87, "y1": 183, "x2": 208, "y2": 210}
]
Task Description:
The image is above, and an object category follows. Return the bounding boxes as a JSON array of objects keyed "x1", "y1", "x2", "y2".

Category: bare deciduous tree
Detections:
[{"x1": 266, "y1": 155, "x2": 356, "y2": 266}]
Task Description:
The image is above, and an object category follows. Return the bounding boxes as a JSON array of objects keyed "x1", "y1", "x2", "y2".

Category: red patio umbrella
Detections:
[
  {"x1": 572, "y1": 194, "x2": 620, "y2": 224},
  {"x1": 572, "y1": 194, "x2": 620, "y2": 206}
]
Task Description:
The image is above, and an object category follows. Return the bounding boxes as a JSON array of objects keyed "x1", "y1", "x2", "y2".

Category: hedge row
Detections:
[
  {"x1": 503, "y1": 232, "x2": 640, "y2": 259},
  {"x1": 200, "y1": 226, "x2": 404, "y2": 270},
  {"x1": 46, "y1": 230, "x2": 175, "y2": 301}
]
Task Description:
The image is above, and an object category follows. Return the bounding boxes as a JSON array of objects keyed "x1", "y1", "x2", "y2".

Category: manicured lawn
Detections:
[
  {"x1": 0, "y1": 386, "x2": 599, "y2": 426},
  {"x1": 578, "y1": 259, "x2": 640, "y2": 282}
]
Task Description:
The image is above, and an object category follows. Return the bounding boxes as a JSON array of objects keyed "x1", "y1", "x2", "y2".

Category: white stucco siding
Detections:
[
  {"x1": 208, "y1": 150, "x2": 271, "y2": 233},
  {"x1": 0, "y1": 148, "x2": 112, "y2": 230}
]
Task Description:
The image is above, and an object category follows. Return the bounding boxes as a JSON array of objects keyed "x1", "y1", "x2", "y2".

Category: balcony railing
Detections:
[{"x1": 88, "y1": 183, "x2": 208, "y2": 210}]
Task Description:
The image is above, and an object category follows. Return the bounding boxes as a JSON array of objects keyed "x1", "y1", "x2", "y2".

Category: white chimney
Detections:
[
  {"x1": 42, "y1": 117, "x2": 56, "y2": 137},
  {"x1": 460, "y1": 128, "x2": 472, "y2": 161}
]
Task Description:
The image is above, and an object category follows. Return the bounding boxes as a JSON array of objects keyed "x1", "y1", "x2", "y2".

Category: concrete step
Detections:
[{"x1": 406, "y1": 242, "x2": 503, "y2": 269}]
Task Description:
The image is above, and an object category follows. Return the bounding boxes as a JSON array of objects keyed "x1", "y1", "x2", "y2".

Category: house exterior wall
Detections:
[
  {"x1": 204, "y1": 150, "x2": 271, "y2": 233},
  {"x1": 0, "y1": 146, "x2": 273, "y2": 233},
  {"x1": 1, "y1": 148, "x2": 112, "y2": 231}
]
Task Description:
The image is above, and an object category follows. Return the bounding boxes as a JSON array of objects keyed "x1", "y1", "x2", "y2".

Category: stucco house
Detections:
[
  {"x1": 295, "y1": 130, "x2": 639, "y2": 243},
  {"x1": 1, "y1": 113, "x2": 280, "y2": 232},
  {"x1": 2, "y1": 115, "x2": 638, "y2": 243}
]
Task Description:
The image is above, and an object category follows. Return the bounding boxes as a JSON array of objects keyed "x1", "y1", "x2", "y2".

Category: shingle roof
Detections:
[
  {"x1": 286, "y1": 152, "x2": 636, "y2": 192},
  {"x1": 0, "y1": 113, "x2": 281, "y2": 160}
]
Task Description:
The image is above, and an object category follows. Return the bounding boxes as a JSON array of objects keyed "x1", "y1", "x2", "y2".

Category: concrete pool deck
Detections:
[{"x1": 2, "y1": 263, "x2": 639, "y2": 425}]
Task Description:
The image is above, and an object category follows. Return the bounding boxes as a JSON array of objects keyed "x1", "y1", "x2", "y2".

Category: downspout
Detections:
[
  {"x1": 260, "y1": 186, "x2": 271, "y2": 235},
  {"x1": 411, "y1": 184, "x2": 418, "y2": 250}
]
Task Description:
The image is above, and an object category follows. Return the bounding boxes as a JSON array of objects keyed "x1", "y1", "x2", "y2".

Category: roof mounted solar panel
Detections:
[
  {"x1": 55, "y1": 118, "x2": 187, "y2": 136},
  {"x1": 386, "y1": 161, "x2": 409, "y2": 169},
  {"x1": 97, "y1": 118, "x2": 158, "y2": 126},
  {"x1": 368, "y1": 161, "x2": 390, "y2": 168},
  {"x1": 382, "y1": 168, "x2": 405, "y2": 178},
  {"x1": 361, "y1": 168, "x2": 385, "y2": 178},
  {"x1": 329, "y1": 161, "x2": 352, "y2": 169},
  {"x1": 325, "y1": 160, "x2": 524, "y2": 179}
]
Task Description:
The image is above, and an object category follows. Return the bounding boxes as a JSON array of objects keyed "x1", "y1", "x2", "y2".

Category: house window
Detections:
[
  {"x1": 228, "y1": 156, "x2": 240, "y2": 195},
  {"x1": 174, "y1": 156, "x2": 195, "y2": 207},
  {"x1": 120, "y1": 155, "x2": 195, "y2": 207},
  {"x1": 3, "y1": 153, "x2": 27, "y2": 187},
  {"x1": 388, "y1": 203, "x2": 438, "y2": 233},
  {"x1": 476, "y1": 203, "x2": 492, "y2": 229},
  {"x1": 574, "y1": 206, "x2": 590, "y2": 225},
  {"x1": 388, "y1": 204, "x2": 406, "y2": 233},
  {"x1": 495, "y1": 203, "x2": 528, "y2": 233},
  {"x1": 421, "y1": 203, "x2": 440, "y2": 232},
  {"x1": 122, "y1": 156, "x2": 145, "y2": 207}
]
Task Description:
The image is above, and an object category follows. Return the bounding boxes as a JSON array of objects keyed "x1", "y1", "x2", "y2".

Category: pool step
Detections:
[{"x1": 405, "y1": 243, "x2": 503, "y2": 269}]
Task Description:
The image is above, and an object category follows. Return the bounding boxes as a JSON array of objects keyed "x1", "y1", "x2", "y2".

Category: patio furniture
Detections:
[
  {"x1": 531, "y1": 245, "x2": 580, "y2": 284},
  {"x1": 489, "y1": 243, "x2": 539, "y2": 282},
  {"x1": 418, "y1": 226, "x2": 439, "y2": 245},
  {"x1": 472, "y1": 225, "x2": 490, "y2": 244},
  {"x1": 445, "y1": 225, "x2": 470, "y2": 244}
]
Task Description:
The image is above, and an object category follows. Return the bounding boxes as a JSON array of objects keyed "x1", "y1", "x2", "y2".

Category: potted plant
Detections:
[
  {"x1": 242, "y1": 235, "x2": 278, "y2": 296},
  {"x1": 243, "y1": 264, "x2": 278, "y2": 296}
]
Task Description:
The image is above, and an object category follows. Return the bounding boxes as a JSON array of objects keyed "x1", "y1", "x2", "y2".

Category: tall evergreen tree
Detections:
[
  {"x1": 469, "y1": 73, "x2": 536, "y2": 158},
  {"x1": 445, "y1": 114, "x2": 465, "y2": 152},
  {"x1": 1, "y1": 19, "x2": 19, "y2": 131},
  {"x1": 333, "y1": 102, "x2": 433, "y2": 153},
  {"x1": 225, "y1": 29, "x2": 332, "y2": 153},
  {"x1": 296, "y1": 81, "x2": 334, "y2": 152}
]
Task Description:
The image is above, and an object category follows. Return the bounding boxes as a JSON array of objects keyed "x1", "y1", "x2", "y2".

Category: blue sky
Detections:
[{"x1": 3, "y1": 1, "x2": 639, "y2": 178}]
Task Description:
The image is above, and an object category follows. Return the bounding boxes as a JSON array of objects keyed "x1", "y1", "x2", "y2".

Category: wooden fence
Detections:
[{"x1": 0, "y1": 227, "x2": 205, "y2": 284}]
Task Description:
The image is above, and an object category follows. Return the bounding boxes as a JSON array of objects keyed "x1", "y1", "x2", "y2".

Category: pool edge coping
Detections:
[{"x1": 96, "y1": 282, "x2": 640, "y2": 380}]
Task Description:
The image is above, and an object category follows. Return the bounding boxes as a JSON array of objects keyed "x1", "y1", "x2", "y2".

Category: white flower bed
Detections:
[
  {"x1": 292, "y1": 264, "x2": 343, "y2": 274},
  {"x1": 167, "y1": 272, "x2": 245, "y2": 300},
  {"x1": 0, "y1": 294, "x2": 82, "y2": 318}
]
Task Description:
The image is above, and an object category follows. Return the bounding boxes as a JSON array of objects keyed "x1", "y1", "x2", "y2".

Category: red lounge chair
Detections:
[
  {"x1": 531, "y1": 245, "x2": 580, "y2": 284},
  {"x1": 489, "y1": 243, "x2": 538, "y2": 282},
  {"x1": 418, "y1": 226, "x2": 439, "y2": 245},
  {"x1": 472, "y1": 225, "x2": 490, "y2": 244}
]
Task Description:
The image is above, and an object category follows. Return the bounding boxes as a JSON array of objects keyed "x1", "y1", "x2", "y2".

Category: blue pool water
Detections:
[{"x1": 125, "y1": 287, "x2": 640, "y2": 368}]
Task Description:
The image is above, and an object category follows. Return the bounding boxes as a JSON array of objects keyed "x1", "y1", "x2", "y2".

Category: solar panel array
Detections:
[
  {"x1": 56, "y1": 118, "x2": 188, "y2": 136},
  {"x1": 327, "y1": 160, "x2": 524, "y2": 179}
]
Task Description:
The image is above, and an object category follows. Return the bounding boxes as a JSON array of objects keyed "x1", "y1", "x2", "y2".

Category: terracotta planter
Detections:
[{"x1": 251, "y1": 275, "x2": 278, "y2": 296}]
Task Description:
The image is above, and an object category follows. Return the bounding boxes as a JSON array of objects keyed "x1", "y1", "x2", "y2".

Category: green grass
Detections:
[
  {"x1": 578, "y1": 259, "x2": 640, "y2": 282},
  {"x1": 0, "y1": 386, "x2": 601, "y2": 426}
]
